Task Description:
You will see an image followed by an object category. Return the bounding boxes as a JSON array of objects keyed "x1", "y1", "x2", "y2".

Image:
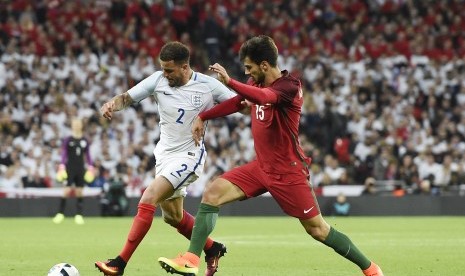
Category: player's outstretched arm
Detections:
[
  {"x1": 192, "y1": 95, "x2": 245, "y2": 146},
  {"x1": 209, "y1": 63, "x2": 277, "y2": 105},
  {"x1": 100, "y1": 92, "x2": 134, "y2": 120}
]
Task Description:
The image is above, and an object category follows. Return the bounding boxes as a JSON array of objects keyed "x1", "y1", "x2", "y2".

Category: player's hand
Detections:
[
  {"x1": 239, "y1": 99, "x2": 252, "y2": 115},
  {"x1": 56, "y1": 164, "x2": 67, "y2": 182},
  {"x1": 192, "y1": 116, "x2": 205, "y2": 147},
  {"x1": 100, "y1": 101, "x2": 115, "y2": 120},
  {"x1": 241, "y1": 99, "x2": 253, "y2": 107},
  {"x1": 84, "y1": 165, "x2": 96, "y2": 183},
  {"x1": 209, "y1": 63, "x2": 230, "y2": 85}
]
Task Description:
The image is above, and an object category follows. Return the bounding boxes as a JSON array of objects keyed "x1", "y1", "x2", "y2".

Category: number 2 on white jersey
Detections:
[{"x1": 176, "y1": 108, "x2": 185, "y2": 124}]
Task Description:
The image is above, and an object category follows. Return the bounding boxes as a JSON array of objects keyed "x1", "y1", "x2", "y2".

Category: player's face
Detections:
[
  {"x1": 160, "y1": 60, "x2": 188, "y2": 87},
  {"x1": 71, "y1": 118, "x2": 83, "y2": 137},
  {"x1": 71, "y1": 119, "x2": 82, "y2": 132},
  {"x1": 243, "y1": 57, "x2": 265, "y2": 84}
]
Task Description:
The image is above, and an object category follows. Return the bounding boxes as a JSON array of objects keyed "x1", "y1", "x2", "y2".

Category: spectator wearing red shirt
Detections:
[{"x1": 365, "y1": 34, "x2": 388, "y2": 60}]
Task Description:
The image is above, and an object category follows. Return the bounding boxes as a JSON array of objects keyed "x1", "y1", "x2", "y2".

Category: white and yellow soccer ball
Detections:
[{"x1": 47, "y1": 263, "x2": 80, "y2": 276}]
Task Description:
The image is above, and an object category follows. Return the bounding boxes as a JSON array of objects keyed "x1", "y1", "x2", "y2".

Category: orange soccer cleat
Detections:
[
  {"x1": 95, "y1": 258, "x2": 125, "y2": 276},
  {"x1": 363, "y1": 262, "x2": 384, "y2": 276},
  {"x1": 158, "y1": 252, "x2": 200, "y2": 276}
]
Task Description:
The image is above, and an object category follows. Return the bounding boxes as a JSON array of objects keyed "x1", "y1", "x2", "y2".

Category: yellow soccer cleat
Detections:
[
  {"x1": 52, "y1": 213, "x2": 65, "y2": 224},
  {"x1": 158, "y1": 252, "x2": 199, "y2": 276},
  {"x1": 74, "y1": 214, "x2": 85, "y2": 225}
]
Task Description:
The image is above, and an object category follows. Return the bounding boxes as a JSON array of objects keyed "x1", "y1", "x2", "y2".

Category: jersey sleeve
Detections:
[
  {"x1": 270, "y1": 76, "x2": 301, "y2": 106},
  {"x1": 208, "y1": 76, "x2": 237, "y2": 103},
  {"x1": 228, "y1": 79, "x2": 278, "y2": 105},
  {"x1": 127, "y1": 71, "x2": 163, "y2": 103},
  {"x1": 84, "y1": 138, "x2": 93, "y2": 166},
  {"x1": 60, "y1": 136, "x2": 70, "y2": 164},
  {"x1": 199, "y1": 95, "x2": 245, "y2": 120}
]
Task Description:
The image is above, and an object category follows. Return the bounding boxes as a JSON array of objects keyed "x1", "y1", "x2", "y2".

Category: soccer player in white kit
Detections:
[{"x1": 95, "y1": 42, "x2": 237, "y2": 276}]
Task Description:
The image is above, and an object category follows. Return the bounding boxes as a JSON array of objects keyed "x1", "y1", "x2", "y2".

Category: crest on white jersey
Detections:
[{"x1": 191, "y1": 94, "x2": 202, "y2": 107}]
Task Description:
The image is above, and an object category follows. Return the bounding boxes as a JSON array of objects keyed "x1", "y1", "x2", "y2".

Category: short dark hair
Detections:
[
  {"x1": 159, "y1": 41, "x2": 190, "y2": 65},
  {"x1": 239, "y1": 35, "x2": 278, "y2": 67}
]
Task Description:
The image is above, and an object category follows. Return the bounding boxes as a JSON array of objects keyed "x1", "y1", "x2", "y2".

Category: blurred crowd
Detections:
[{"x1": 1, "y1": 0, "x2": 465, "y2": 197}]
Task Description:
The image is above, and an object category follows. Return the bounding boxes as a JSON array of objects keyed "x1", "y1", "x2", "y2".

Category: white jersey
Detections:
[{"x1": 128, "y1": 71, "x2": 236, "y2": 158}]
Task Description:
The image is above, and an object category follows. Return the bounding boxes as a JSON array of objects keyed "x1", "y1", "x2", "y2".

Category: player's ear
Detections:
[{"x1": 260, "y1": 61, "x2": 268, "y2": 71}]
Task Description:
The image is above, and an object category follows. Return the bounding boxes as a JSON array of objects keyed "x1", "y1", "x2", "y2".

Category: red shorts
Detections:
[{"x1": 221, "y1": 160, "x2": 320, "y2": 219}]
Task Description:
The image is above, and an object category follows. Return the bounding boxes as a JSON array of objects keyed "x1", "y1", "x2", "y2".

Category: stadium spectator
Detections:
[
  {"x1": 0, "y1": 164, "x2": 22, "y2": 189},
  {"x1": 417, "y1": 152, "x2": 442, "y2": 188},
  {"x1": 0, "y1": 0, "x2": 465, "y2": 201},
  {"x1": 361, "y1": 177, "x2": 377, "y2": 196},
  {"x1": 398, "y1": 154, "x2": 420, "y2": 194},
  {"x1": 333, "y1": 193, "x2": 351, "y2": 216},
  {"x1": 434, "y1": 154, "x2": 459, "y2": 194},
  {"x1": 373, "y1": 146, "x2": 395, "y2": 181},
  {"x1": 323, "y1": 154, "x2": 348, "y2": 185}
]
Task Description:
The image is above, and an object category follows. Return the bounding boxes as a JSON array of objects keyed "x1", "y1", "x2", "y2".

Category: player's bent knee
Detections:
[
  {"x1": 200, "y1": 194, "x2": 221, "y2": 207},
  {"x1": 162, "y1": 214, "x2": 181, "y2": 226},
  {"x1": 305, "y1": 225, "x2": 328, "y2": 241},
  {"x1": 201, "y1": 178, "x2": 239, "y2": 206},
  {"x1": 201, "y1": 186, "x2": 222, "y2": 206}
]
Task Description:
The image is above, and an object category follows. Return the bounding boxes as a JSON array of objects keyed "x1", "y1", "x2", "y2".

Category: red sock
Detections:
[
  {"x1": 177, "y1": 210, "x2": 214, "y2": 250},
  {"x1": 119, "y1": 203, "x2": 156, "y2": 262}
]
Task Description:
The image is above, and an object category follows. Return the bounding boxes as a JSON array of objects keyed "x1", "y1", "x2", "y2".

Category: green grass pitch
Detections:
[{"x1": 1, "y1": 216, "x2": 464, "y2": 275}]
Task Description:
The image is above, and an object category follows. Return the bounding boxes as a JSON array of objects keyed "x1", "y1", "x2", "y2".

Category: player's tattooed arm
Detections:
[
  {"x1": 111, "y1": 92, "x2": 134, "y2": 111},
  {"x1": 100, "y1": 92, "x2": 134, "y2": 120}
]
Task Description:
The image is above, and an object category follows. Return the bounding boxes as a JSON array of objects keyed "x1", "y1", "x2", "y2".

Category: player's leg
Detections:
[
  {"x1": 74, "y1": 187, "x2": 85, "y2": 224},
  {"x1": 74, "y1": 171, "x2": 86, "y2": 224},
  {"x1": 267, "y1": 172, "x2": 383, "y2": 276},
  {"x1": 52, "y1": 186, "x2": 72, "y2": 224},
  {"x1": 96, "y1": 154, "x2": 205, "y2": 275},
  {"x1": 158, "y1": 177, "x2": 244, "y2": 275},
  {"x1": 158, "y1": 161, "x2": 264, "y2": 275},
  {"x1": 300, "y1": 215, "x2": 383, "y2": 275},
  {"x1": 160, "y1": 198, "x2": 226, "y2": 275},
  {"x1": 95, "y1": 175, "x2": 174, "y2": 275}
]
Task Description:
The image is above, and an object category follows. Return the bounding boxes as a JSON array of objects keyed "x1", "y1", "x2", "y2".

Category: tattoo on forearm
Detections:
[{"x1": 113, "y1": 92, "x2": 133, "y2": 111}]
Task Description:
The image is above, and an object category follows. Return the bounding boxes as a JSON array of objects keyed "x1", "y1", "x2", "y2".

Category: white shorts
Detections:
[{"x1": 155, "y1": 150, "x2": 206, "y2": 199}]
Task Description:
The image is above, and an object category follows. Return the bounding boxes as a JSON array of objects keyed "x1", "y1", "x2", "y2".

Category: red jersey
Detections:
[{"x1": 248, "y1": 71, "x2": 311, "y2": 174}]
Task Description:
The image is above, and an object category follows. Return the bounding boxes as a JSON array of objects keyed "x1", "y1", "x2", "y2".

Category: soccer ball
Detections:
[{"x1": 47, "y1": 263, "x2": 80, "y2": 276}]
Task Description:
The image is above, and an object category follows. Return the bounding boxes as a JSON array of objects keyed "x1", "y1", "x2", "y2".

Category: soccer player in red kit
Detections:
[{"x1": 158, "y1": 35, "x2": 383, "y2": 276}]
